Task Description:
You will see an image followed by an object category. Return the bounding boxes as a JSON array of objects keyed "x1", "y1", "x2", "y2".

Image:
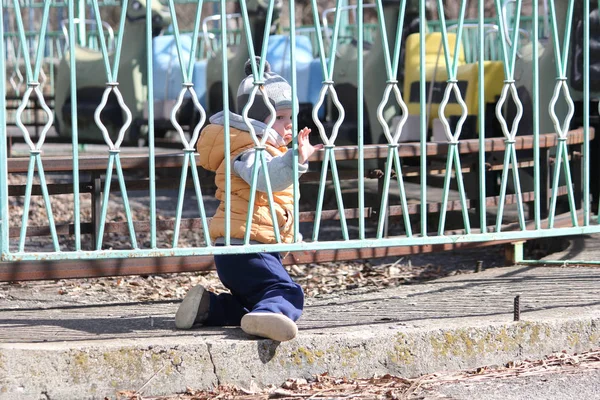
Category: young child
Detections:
[{"x1": 175, "y1": 58, "x2": 322, "y2": 342}]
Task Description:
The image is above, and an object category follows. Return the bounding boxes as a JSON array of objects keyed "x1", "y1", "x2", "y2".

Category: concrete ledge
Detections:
[
  {"x1": 1, "y1": 266, "x2": 599, "y2": 399},
  {"x1": 1, "y1": 313, "x2": 599, "y2": 399}
]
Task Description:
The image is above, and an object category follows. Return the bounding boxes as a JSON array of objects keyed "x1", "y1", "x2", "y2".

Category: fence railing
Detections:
[{"x1": 1, "y1": 0, "x2": 599, "y2": 268}]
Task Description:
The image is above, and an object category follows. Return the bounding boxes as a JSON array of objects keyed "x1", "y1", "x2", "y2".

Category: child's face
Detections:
[{"x1": 265, "y1": 109, "x2": 293, "y2": 145}]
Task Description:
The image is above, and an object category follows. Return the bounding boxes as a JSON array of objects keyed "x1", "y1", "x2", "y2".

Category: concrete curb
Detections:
[{"x1": 1, "y1": 311, "x2": 599, "y2": 400}]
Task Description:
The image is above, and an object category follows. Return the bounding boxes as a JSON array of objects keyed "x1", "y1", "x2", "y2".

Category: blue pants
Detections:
[{"x1": 204, "y1": 251, "x2": 304, "y2": 326}]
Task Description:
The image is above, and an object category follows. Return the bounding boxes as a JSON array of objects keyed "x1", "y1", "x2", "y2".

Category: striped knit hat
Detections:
[{"x1": 236, "y1": 57, "x2": 292, "y2": 122}]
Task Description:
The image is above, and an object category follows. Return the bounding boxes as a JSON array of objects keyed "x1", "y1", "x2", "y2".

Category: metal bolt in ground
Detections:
[
  {"x1": 514, "y1": 295, "x2": 521, "y2": 321},
  {"x1": 475, "y1": 261, "x2": 483, "y2": 273}
]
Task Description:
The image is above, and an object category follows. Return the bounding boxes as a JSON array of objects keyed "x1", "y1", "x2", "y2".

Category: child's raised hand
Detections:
[{"x1": 297, "y1": 127, "x2": 323, "y2": 164}]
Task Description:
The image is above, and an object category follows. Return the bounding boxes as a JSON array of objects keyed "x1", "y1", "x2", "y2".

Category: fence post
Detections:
[{"x1": 505, "y1": 241, "x2": 525, "y2": 265}]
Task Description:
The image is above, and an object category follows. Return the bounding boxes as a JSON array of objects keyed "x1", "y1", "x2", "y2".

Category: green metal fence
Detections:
[{"x1": 1, "y1": 0, "x2": 599, "y2": 266}]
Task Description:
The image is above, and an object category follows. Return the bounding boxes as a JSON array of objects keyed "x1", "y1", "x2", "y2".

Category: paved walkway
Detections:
[
  {"x1": 1, "y1": 262, "x2": 599, "y2": 400},
  {"x1": 537, "y1": 233, "x2": 600, "y2": 263}
]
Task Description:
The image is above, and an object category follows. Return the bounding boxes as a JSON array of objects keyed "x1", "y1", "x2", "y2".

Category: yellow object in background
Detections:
[
  {"x1": 403, "y1": 32, "x2": 505, "y2": 132},
  {"x1": 404, "y1": 31, "x2": 466, "y2": 69}
]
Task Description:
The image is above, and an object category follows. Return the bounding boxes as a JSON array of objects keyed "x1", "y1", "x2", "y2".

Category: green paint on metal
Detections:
[
  {"x1": 238, "y1": 7, "x2": 286, "y2": 244},
  {"x1": 584, "y1": 0, "x2": 591, "y2": 226},
  {"x1": 493, "y1": 0, "x2": 526, "y2": 233},
  {"x1": 289, "y1": 0, "x2": 300, "y2": 243},
  {"x1": 95, "y1": 152, "x2": 137, "y2": 250},
  {"x1": 532, "y1": 0, "x2": 540, "y2": 230},
  {"x1": 357, "y1": 0, "x2": 365, "y2": 240},
  {"x1": 10, "y1": 0, "x2": 59, "y2": 253},
  {"x1": 308, "y1": 0, "x2": 349, "y2": 241},
  {"x1": 76, "y1": 0, "x2": 86, "y2": 46},
  {"x1": 18, "y1": 155, "x2": 60, "y2": 252},
  {"x1": 478, "y1": 0, "x2": 487, "y2": 233},
  {"x1": 221, "y1": 0, "x2": 231, "y2": 245},
  {"x1": 242, "y1": 10, "x2": 284, "y2": 244},
  {"x1": 0, "y1": 0, "x2": 7, "y2": 255},
  {"x1": 166, "y1": 0, "x2": 210, "y2": 248},
  {"x1": 0, "y1": 222, "x2": 599, "y2": 261},
  {"x1": 419, "y1": 0, "x2": 428, "y2": 237},
  {"x1": 374, "y1": 0, "x2": 412, "y2": 238},
  {"x1": 583, "y1": 0, "x2": 600, "y2": 225},
  {"x1": 434, "y1": 0, "x2": 471, "y2": 235},
  {"x1": 376, "y1": 144, "x2": 412, "y2": 239},
  {"x1": 547, "y1": 0, "x2": 577, "y2": 228},
  {"x1": 69, "y1": 0, "x2": 82, "y2": 251},
  {"x1": 147, "y1": 0, "x2": 157, "y2": 248}
]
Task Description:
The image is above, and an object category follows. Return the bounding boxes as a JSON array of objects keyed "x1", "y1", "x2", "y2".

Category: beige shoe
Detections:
[
  {"x1": 175, "y1": 285, "x2": 210, "y2": 329},
  {"x1": 241, "y1": 312, "x2": 298, "y2": 342}
]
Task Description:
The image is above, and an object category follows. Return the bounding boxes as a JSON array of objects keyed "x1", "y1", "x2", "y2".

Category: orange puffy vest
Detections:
[{"x1": 196, "y1": 124, "x2": 297, "y2": 244}]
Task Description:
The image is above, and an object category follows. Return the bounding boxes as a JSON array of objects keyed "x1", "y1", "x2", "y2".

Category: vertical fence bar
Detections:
[
  {"x1": 242, "y1": 159, "x2": 261, "y2": 245},
  {"x1": 69, "y1": 0, "x2": 81, "y2": 251},
  {"x1": 108, "y1": 0, "x2": 127, "y2": 82},
  {"x1": 96, "y1": 155, "x2": 115, "y2": 250},
  {"x1": 147, "y1": 0, "x2": 157, "y2": 247},
  {"x1": 478, "y1": 0, "x2": 487, "y2": 232},
  {"x1": 533, "y1": 0, "x2": 540, "y2": 229},
  {"x1": 114, "y1": 155, "x2": 138, "y2": 248},
  {"x1": 289, "y1": 0, "x2": 300, "y2": 242},
  {"x1": 76, "y1": 0, "x2": 85, "y2": 46},
  {"x1": 357, "y1": 0, "x2": 364, "y2": 240},
  {"x1": 310, "y1": 0, "x2": 328, "y2": 80},
  {"x1": 220, "y1": 0, "x2": 230, "y2": 245},
  {"x1": 189, "y1": 155, "x2": 212, "y2": 246},
  {"x1": 583, "y1": 0, "x2": 590, "y2": 226},
  {"x1": 18, "y1": 158, "x2": 36, "y2": 252},
  {"x1": 47, "y1": 36, "x2": 55, "y2": 97},
  {"x1": 419, "y1": 0, "x2": 427, "y2": 236},
  {"x1": 12, "y1": 0, "x2": 31, "y2": 80},
  {"x1": 0, "y1": 0, "x2": 7, "y2": 256},
  {"x1": 598, "y1": 0, "x2": 600, "y2": 223},
  {"x1": 31, "y1": 1, "x2": 50, "y2": 84},
  {"x1": 27, "y1": 0, "x2": 33, "y2": 56}
]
